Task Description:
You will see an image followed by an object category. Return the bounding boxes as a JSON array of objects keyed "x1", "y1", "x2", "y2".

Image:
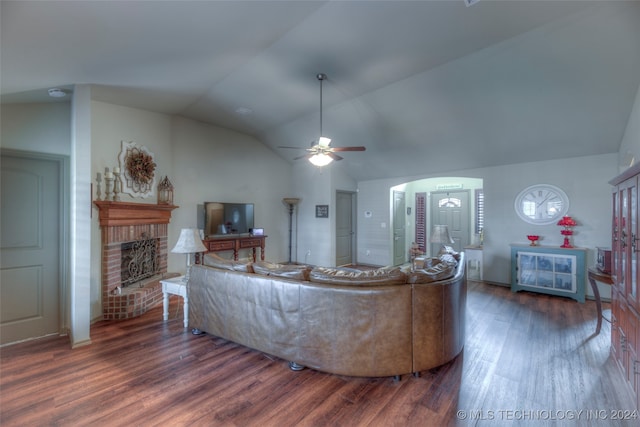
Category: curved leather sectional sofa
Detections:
[{"x1": 188, "y1": 253, "x2": 466, "y2": 378}]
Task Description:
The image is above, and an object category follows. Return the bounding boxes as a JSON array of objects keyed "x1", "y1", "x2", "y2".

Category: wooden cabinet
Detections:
[
  {"x1": 203, "y1": 235, "x2": 266, "y2": 262},
  {"x1": 511, "y1": 244, "x2": 586, "y2": 303},
  {"x1": 610, "y1": 162, "x2": 640, "y2": 410}
]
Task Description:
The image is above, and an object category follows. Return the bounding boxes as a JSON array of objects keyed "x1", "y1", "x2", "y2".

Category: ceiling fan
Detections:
[{"x1": 279, "y1": 73, "x2": 365, "y2": 167}]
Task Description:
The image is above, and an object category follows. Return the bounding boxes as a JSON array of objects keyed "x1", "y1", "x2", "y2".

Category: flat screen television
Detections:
[{"x1": 204, "y1": 202, "x2": 254, "y2": 236}]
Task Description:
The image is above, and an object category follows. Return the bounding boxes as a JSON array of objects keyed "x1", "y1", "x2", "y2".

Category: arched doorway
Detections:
[{"x1": 391, "y1": 177, "x2": 483, "y2": 262}]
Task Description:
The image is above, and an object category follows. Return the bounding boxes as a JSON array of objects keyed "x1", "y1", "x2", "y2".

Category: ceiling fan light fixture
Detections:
[
  {"x1": 318, "y1": 136, "x2": 331, "y2": 146},
  {"x1": 278, "y1": 73, "x2": 364, "y2": 165},
  {"x1": 309, "y1": 153, "x2": 333, "y2": 167}
]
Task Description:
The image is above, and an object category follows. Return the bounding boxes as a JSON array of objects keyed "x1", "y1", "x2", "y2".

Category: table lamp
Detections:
[
  {"x1": 430, "y1": 224, "x2": 454, "y2": 255},
  {"x1": 171, "y1": 228, "x2": 207, "y2": 284},
  {"x1": 557, "y1": 215, "x2": 577, "y2": 248}
]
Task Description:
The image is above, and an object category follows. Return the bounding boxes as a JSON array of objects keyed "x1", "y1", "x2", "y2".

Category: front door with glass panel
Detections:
[{"x1": 430, "y1": 191, "x2": 469, "y2": 255}]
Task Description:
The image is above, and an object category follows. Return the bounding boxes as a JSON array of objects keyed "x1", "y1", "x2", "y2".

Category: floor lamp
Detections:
[{"x1": 283, "y1": 198, "x2": 300, "y2": 264}]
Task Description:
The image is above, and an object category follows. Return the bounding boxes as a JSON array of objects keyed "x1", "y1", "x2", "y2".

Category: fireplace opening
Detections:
[{"x1": 121, "y1": 234, "x2": 160, "y2": 287}]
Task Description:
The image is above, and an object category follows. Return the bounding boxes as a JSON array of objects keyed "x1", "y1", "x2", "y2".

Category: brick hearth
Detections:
[{"x1": 94, "y1": 201, "x2": 178, "y2": 320}]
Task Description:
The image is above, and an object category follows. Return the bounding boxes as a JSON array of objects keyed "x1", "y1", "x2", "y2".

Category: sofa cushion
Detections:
[
  {"x1": 202, "y1": 253, "x2": 253, "y2": 273},
  {"x1": 309, "y1": 266, "x2": 407, "y2": 286},
  {"x1": 408, "y1": 257, "x2": 456, "y2": 284},
  {"x1": 252, "y1": 261, "x2": 312, "y2": 281},
  {"x1": 439, "y1": 253, "x2": 459, "y2": 266},
  {"x1": 440, "y1": 246, "x2": 460, "y2": 262}
]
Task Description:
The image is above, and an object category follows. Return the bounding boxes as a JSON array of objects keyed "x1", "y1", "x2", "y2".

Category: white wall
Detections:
[
  {"x1": 291, "y1": 161, "x2": 357, "y2": 267},
  {"x1": 70, "y1": 85, "x2": 92, "y2": 347},
  {"x1": 1, "y1": 103, "x2": 71, "y2": 154},
  {"x1": 619, "y1": 83, "x2": 640, "y2": 172},
  {"x1": 170, "y1": 116, "x2": 293, "y2": 267},
  {"x1": 356, "y1": 153, "x2": 617, "y2": 299},
  {"x1": 91, "y1": 101, "x2": 174, "y2": 201}
]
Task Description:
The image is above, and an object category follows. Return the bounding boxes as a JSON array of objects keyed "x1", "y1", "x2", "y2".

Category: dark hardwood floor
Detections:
[{"x1": 1, "y1": 281, "x2": 637, "y2": 426}]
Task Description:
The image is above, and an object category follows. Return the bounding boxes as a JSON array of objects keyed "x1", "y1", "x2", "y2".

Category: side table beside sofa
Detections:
[{"x1": 161, "y1": 275, "x2": 188, "y2": 328}]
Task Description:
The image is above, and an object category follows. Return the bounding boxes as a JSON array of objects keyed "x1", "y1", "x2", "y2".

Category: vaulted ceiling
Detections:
[{"x1": 2, "y1": 1, "x2": 639, "y2": 181}]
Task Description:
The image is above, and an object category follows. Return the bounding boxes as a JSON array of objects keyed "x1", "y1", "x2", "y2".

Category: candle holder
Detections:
[
  {"x1": 113, "y1": 170, "x2": 121, "y2": 201},
  {"x1": 527, "y1": 235, "x2": 540, "y2": 246},
  {"x1": 95, "y1": 173, "x2": 102, "y2": 201},
  {"x1": 557, "y1": 216, "x2": 577, "y2": 248},
  {"x1": 104, "y1": 173, "x2": 114, "y2": 201}
]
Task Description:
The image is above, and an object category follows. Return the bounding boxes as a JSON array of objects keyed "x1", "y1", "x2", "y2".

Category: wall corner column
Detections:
[{"x1": 70, "y1": 84, "x2": 92, "y2": 347}]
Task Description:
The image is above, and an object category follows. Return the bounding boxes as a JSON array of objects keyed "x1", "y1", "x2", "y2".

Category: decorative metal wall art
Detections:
[{"x1": 118, "y1": 140, "x2": 156, "y2": 198}]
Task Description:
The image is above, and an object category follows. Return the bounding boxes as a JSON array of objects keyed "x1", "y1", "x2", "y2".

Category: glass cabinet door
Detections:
[
  {"x1": 517, "y1": 252, "x2": 576, "y2": 293},
  {"x1": 613, "y1": 189, "x2": 621, "y2": 285},
  {"x1": 631, "y1": 177, "x2": 639, "y2": 312},
  {"x1": 620, "y1": 177, "x2": 638, "y2": 311},
  {"x1": 621, "y1": 185, "x2": 629, "y2": 292}
]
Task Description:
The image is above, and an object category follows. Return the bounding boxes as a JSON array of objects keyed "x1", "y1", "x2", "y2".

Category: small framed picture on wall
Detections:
[{"x1": 315, "y1": 205, "x2": 329, "y2": 218}]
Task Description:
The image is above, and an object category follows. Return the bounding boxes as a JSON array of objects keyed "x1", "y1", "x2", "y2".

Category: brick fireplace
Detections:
[{"x1": 94, "y1": 201, "x2": 178, "y2": 320}]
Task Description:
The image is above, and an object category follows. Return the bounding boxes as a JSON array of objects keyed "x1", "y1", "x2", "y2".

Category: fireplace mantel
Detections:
[
  {"x1": 94, "y1": 200, "x2": 179, "y2": 320},
  {"x1": 94, "y1": 201, "x2": 178, "y2": 226}
]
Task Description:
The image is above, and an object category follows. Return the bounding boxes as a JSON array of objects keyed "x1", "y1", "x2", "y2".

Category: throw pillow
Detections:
[
  {"x1": 441, "y1": 246, "x2": 460, "y2": 261},
  {"x1": 252, "y1": 261, "x2": 312, "y2": 281},
  {"x1": 408, "y1": 257, "x2": 456, "y2": 284},
  {"x1": 309, "y1": 266, "x2": 407, "y2": 286},
  {"x1": 202, "y1": 253, "x2": 253, "y2": 273}
]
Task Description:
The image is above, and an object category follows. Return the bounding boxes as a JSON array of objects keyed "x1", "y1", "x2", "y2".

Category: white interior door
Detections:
[
  {"x1": 393, "y1": 190, "x2": 406, "y2": 266},
  {"x1": 1, "y1": 151, "x2": 63, "y2": 344}
]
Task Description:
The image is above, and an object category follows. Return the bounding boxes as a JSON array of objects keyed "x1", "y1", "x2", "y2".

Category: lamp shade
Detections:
[
  {"x1": 283, "y1": 197, "x2": 300, "y2": 206},
  {"x1": 557, "y1": 216, "x2": 577, "y2": 227},
  {"x1": 171, "y1": 228, "x2": 207, "y2": 254},
  {"x1": 430, "y1": 225, "x2": 454, "y2": 244},
  {"x1": 309, "y1": 153, "x2": 333, "y2": 167}
]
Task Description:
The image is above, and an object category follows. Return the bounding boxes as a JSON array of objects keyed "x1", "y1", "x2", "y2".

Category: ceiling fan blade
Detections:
[
  {"x1": 328, "y1": 152, "x2": 343, "y2": 161},
  {"x1": 294, "y1": 153, "x2": 314, "y2": 161},
  {"x1": 278, "y1": 146, "x2": 306, "y2": 150},
  {"x1": 330, "y1": 146, "x2": 366, "y2": 152}
]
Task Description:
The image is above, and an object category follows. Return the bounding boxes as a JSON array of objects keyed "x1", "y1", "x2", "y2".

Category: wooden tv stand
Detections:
[{"x1": 203, "y1": 235, "x2": 266, "y2": 261}]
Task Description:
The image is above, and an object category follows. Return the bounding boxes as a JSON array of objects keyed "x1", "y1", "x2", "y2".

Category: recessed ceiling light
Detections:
[
  {"x1": 48, "y1": 88, "x2": 67, "y2": 98},
  {"x1": 235, "y1": 107, "x2": 252, "y2": 115}
]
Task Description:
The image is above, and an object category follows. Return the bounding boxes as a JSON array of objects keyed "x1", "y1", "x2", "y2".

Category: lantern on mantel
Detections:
[
  {"x1": 157, "y1": 176, "x2": 174, "y2": 205},
  {"x1": 557, "y1": 215, "x2": 577, "y2": 248}
]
